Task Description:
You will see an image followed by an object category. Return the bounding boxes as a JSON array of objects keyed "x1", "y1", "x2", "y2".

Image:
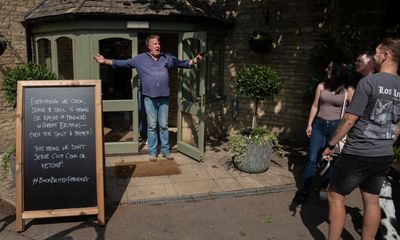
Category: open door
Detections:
[
  {"x1": 91, "y1": 33, "x2": 139, "y2": 154},
  {"x1": 177, "y1": 32, "x2": 207, "y2": 161}
]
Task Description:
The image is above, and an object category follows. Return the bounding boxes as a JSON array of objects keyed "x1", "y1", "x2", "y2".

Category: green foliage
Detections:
[
  {"x1": 2, "y1": 63, "x2": 57, "y2": 108},
  {"x1": 234, "y1": 64, "x2": 282, "y2": 101},
  {"x1": 0, "y1": 145, "x2": 15, "y2": 184},
  {"x1": 306, "y1": 31, "x2": 370, "y2": 100},
  {"x1": 394, "y1": 141, "x2": 400, "y2": 163},
  {"x1": 227, "y1": 127, "x2": 280, "y2": 158}
]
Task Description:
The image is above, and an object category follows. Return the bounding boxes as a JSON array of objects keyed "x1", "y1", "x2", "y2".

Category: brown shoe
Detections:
[
  {"x1": 149, "y1": 156, "x2": 158, "y2": 162},
  {"x1": 163, "y1": 154, "x2": 174, "y2": 160}
]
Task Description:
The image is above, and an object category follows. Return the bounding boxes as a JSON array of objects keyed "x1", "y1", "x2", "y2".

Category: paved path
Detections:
[
  {"x1": 0, "y1": 144, "x2": 365, "y2": 239},
  {"x1": 0, "y1": 189, "x2": 364, "y2": 240},
  {"x1": 0, "y1": 144, "x2": 301, "y2": 207}
]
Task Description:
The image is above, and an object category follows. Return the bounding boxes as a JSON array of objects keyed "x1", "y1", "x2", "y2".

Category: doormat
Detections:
[{"x1": 113, "y1": 160, "x2": 181, "y2": 178}]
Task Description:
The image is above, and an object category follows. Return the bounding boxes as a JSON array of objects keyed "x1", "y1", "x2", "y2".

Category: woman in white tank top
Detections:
[{"x1": 294, "y1": 62, "x2": 355, "y2": 204}]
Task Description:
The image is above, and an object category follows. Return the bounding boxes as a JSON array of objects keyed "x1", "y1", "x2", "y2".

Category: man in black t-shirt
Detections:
[{"x1": 323, "y1": 37, "x2": 400, "y2": 240}]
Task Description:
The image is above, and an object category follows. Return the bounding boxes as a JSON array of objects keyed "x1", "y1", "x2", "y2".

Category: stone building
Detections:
[{"x1": 0, "y1": 0, "x2": 393, "y2": 159}]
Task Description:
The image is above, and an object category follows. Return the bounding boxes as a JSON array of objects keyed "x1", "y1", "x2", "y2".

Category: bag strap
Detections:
[{"x1": 340, "y1": 89, "x2": 347, "y2": 119}]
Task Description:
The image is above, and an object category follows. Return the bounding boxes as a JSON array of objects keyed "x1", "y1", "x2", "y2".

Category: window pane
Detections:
[
  {"x1": 99, "y1": 38, "x2": 132, "y2": 100},
  {"x1": 56, "y1": 37, "x2": 74, "y2": 79},
  {"x1": 181, "y1": 112, "x2": 199, "y2": 148},
  {"x1": 37, "y1": 39, "x2": 52, "y2": 70},
  {"x1": 103, "y1": 111, "x2": 133, "y2": 142},
  {"x1": 181, "y1": 37, "x2": 200, "y2": 102}
]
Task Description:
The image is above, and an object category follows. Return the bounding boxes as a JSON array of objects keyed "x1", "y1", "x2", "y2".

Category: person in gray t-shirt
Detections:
[{"x1": 323, "y1": 37, "x2": 400, "y2": 240}]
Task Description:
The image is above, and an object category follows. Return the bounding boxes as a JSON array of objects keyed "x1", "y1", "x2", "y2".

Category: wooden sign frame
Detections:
[{"x1": 15, "y1": 80, "x2": 105, "y2": 231}]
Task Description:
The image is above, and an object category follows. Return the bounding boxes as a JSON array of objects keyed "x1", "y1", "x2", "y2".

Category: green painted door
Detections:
[
  {"x1": 91, "y1": 32, "x2": 139, "y2": 154},
  {"x1": 177, "y1": 32, "x2": 207, "y2": 161}
]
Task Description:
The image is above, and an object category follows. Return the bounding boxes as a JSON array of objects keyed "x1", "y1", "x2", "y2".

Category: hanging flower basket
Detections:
[{"x1": 248, "y1": 31, "x2": 273, "y2": 53}]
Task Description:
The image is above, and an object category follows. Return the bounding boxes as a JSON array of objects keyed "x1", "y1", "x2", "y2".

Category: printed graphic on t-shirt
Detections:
[
  {"x1": 393, "y1": 98, "x2": 400, "y2": 120},
  {"x1": 365, "y1": 99, "x2": 398, "y2": 139}
]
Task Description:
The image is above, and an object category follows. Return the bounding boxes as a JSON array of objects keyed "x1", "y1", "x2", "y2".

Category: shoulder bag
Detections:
[{"x1": 333, "y1": 89, "x2": 348, "y2": 155}]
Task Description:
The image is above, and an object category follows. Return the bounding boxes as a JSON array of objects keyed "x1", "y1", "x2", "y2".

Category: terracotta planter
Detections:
[{"x1": 233, "y1": 142, "x2": 273, "y2": 173}]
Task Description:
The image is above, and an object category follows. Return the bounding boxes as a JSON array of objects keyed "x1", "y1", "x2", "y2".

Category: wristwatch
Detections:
[{"x1": 326, "y1": 143, "x2": 335, "y2": 150}]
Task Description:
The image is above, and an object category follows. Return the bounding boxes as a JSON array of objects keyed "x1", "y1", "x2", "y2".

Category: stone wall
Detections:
[
  {"x1": 221, "y1": 0, "x2": 385, "y2": 145},
  {"x1": 0, "y1": 0, "x2": 42, "y2": 151}
]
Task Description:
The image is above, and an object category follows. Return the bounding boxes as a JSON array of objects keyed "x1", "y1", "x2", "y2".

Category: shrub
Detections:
[
  {"x1": 394, "y1": 141, "x2": 400, "y2": 163},
  {"x1": 234, "y1": 64, "x2": 283, "y2": 128},
  {"x1": 227, "y1": 127, "x2": 280, "y2": 158},
  {"x1": 0, "y1": 145, "x2": 15, "y2": 184},
  {"x1": 2, "y1": 63, "x2": 57, "y2": 108},
  {"x1": 234, "y1": 64, "x2": 282, "y2": 101}
]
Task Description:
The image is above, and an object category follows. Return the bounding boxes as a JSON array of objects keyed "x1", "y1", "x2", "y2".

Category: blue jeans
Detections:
[
  {"x1": 144, "y1": 96, "x2": 170, "y2": 157},
  {"x1": 303, "y1": 117, "x2": 340, "y2": 191}
]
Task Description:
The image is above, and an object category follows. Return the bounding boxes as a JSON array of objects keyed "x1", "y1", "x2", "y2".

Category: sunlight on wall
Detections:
[
  {"x1": 274, "y1": 99, "x2": 282, "y2": 114},
  {"x1": 227, "y1": 63, "x2": 237, "y2": 78}
]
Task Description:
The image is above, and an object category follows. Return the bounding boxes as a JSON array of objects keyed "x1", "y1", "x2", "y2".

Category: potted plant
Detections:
[
  {"x1": 228, "y1": 64, "x2": 283, "y2": 173},
  {"x1": 0, "y1": 33, "x2": 9, "y2": 56},
  {"x1": 0, "y1": 63, "x2": 57, "y2": 185},
  {"x1": 228, "y1": 127, "x2": 281, "y2": 173},
  {"x1": 233, "y1": 64, "x2": 282, "y2": 128},
  {"x1": 248, "y1": 31, "x2": 273, "y2": 53}
]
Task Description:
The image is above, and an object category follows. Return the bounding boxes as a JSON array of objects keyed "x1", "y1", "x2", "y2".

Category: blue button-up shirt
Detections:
[{"x1": 112, "y1": 52, "x2": 191, "y2": 98}]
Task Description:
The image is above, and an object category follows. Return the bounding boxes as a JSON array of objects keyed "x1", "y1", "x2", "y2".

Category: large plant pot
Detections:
[{"x1": 233, "y1": 142, "x2": 273, "y2": 173}]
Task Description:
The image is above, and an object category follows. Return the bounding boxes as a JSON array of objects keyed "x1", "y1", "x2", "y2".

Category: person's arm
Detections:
[
  {"x1": 94, "y1": 54, "x2": 112, "y2": 65},
  {"x1": 306, "y1": 83, "x2": 323, "y2": 137},
  {"x1": 189, "y1": 52, "x2": 206, "y2": 67},
  {"x1": 346, "y1": 86, "x2": 355, "y2": 103},
  {"x1": 322, "y1": 113, "x2": 359, "y2": 156}
]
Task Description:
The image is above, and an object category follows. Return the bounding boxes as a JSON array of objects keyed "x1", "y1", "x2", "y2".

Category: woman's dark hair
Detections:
[{"x1": 324, "y1": 62, "x2": 348, "y2": 94}]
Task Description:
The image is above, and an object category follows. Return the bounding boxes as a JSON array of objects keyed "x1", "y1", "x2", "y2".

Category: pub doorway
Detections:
[
  {"x1": 136, "y1": 33, "x2": 179, "y2": 152},
  {"x1": 98, "y1": 32, "x2": 180, "y2": 154}
]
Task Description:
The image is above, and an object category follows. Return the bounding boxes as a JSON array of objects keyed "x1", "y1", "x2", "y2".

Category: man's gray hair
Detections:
[{"x1": 145, "y1": 35, "x2": 160, "y2": 47}]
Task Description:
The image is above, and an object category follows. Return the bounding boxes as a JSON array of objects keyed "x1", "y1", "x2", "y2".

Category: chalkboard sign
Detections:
[{"x1": 16, "y1": 80, "x2": 104, "y2": 231}]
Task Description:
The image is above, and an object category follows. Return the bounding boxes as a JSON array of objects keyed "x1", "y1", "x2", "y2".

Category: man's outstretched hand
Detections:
[{"x1": 94, "y1": 54, "x2": 105, "y2": 64}]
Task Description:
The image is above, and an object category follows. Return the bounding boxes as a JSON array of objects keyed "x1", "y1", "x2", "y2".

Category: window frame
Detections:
[{"x1": 34, "y1": 33, "x2": 75, "y2": 79}]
